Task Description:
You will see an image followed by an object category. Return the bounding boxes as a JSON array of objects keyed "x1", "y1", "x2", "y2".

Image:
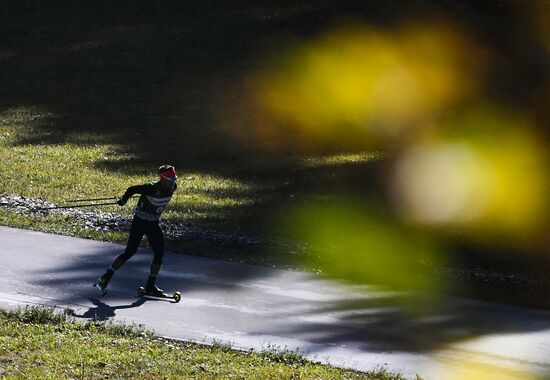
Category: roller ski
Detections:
[
  {"x1": 138, "y1": 285, "x2": 181, "y2": 303},
  {"x1": 93, "y1": 276, "x2": 109, "y2": 296}
]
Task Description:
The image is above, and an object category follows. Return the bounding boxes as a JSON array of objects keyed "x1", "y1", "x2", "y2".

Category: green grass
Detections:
[
  {"x1": 0, "y1": 106, "x2": 267, "y2": 224},
  {"x1": 0, "y1": 306, "x2": 404, "y2": 379}
]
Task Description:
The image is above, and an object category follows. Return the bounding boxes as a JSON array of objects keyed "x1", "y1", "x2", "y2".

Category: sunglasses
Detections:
[{"x1": 161, "y1": 176, "x2": 177, "y2": 183}]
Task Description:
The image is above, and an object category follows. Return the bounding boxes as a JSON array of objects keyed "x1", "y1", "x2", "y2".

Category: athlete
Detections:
[{"x1": 94, "y1": 164, "x2": 177, "y2": 296}]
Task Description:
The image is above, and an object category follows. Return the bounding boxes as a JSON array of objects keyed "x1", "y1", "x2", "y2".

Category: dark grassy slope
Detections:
[{"x1": 2, "y1": 1, "x2": 541, "y2": 162}]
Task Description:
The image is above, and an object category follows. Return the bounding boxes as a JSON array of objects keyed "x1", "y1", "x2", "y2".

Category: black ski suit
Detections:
[{"x1": 117, "y1": 181, "x2": 176, "y2": 265}]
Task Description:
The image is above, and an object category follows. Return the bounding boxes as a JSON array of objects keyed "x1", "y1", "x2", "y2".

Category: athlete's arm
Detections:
[{"x1": 118, "y1": 183, "x2": 154, "y2": 206}]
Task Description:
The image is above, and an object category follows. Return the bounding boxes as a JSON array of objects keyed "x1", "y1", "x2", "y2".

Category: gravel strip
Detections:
[{"x1": 0, "y1": 193, "x2": 265, "y2": 247}]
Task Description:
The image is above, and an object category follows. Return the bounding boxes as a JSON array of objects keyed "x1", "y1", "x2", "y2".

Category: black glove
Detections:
[{"x1": 117, "y1": 198, "x2": 126, "y2": 206}]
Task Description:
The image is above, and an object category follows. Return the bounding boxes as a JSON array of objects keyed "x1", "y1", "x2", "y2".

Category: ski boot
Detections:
[
  {"x1": 146, "y1": 284, "x2": 165, "y2": 297},
  {"x1": 137, "y1": 285, "x2": 181, "y2": 303},
  {"x1": 93, "y1": 276, "x2": 109, "y2": 296}
]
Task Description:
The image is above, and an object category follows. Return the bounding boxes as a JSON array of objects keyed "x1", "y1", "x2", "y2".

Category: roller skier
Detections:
[{"x1": 94, "y1": 164, "x2": 178, "y2": 299}]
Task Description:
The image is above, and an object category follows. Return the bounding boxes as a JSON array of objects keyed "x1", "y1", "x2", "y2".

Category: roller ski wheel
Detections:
[{"x1": 137, "y1": 286, "x2": 181, "y2": 303}]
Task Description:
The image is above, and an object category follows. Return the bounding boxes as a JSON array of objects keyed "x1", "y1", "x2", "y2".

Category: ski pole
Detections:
[
  {"x1": 65, "y1": 196, "x2": 118, "y2": 203},
  {"x1": 38, "y1": 201, "x2": 120, "y2": 210}
]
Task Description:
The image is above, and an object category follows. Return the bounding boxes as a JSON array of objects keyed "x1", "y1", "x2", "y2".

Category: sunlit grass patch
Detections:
[
  {"x1": 177, "y1": 193, "x2": 256, "y2": 210},
  {"x1": 0, "y1": 107, "x2": 270, "y2": 230},
  {"x1": 0, "y1": 306, "x2": 400, "y2": 379},
  {"x1": 12, "y1": 306, "x2": 70, "y2": 325},
  {"x1": 301, "y1": 151, "x2": 385, "y2": 168},
  {"x1": 181, "y1": 174, "x2": 259, "y2": 194},
  {"x1": 1, "y1": 143, "x2": 124, "y2": 201},
  {"x1": 0, "y1": 106, "x2": 56, "y2": 128}
]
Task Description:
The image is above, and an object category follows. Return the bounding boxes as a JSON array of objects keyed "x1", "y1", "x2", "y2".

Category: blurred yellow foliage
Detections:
[
  {"x1": 264, "y1": 19, "x2": 549, "y2": 294},
  {"x1": 393, "y1": 107, "x2": 549, "y2": 240},
  {"x1": 254, "y1": 22, "x2": 484, "y2": 147},
  {"x1": 533, "y1": 2, "x2": 550, "y2": 53},
  {"x1": 285, "y1": 201, "x2": 445, "y2": 292},
  {"x1": 434, "y1": 355, "x2": 538, "y2": 380}
]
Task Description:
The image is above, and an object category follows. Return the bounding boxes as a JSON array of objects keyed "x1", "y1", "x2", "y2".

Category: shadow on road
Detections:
[
  {"x1": 66, "y1": 297, "x2": 146, "y2": 321},
  {"x1": 265, "y1": 291, "x2": 550, "y2": 353},
  {"x1": 31, "y1": 244, "x2": 550, "y2": 356}
]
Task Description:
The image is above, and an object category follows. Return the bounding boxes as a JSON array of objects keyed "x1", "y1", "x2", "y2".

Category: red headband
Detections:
[{"x1": 160, "y1": 167, "x2": 177, "y2": 179}]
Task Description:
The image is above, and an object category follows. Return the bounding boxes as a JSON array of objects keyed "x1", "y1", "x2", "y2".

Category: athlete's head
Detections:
[{"x1": 159, "y1": 164, "x2": 177, "y2": 190}]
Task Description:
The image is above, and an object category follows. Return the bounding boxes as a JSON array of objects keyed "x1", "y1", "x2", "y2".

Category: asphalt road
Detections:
[{"x1": 1, "y1": 225, "x2": 549, "y2": 379}]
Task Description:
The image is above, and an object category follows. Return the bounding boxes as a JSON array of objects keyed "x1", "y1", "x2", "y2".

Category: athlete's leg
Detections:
[
  {"x1": 99, "y1": 217, "x2": 146, "y2": 286},
  {"x1": 144, "y1": 222, "x2": 165, "y2": 291}
]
